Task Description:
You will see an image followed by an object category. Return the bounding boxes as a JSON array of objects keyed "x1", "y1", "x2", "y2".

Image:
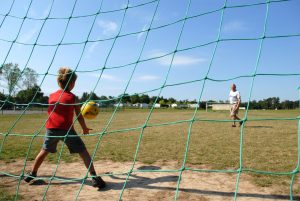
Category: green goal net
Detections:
[{"x1": 0, "y1": 0, "x2": 299, "y2": 200}]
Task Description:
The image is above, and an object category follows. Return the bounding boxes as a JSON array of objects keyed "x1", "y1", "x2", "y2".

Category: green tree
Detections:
[
  {"x1": 0, "y1": 91, "x2": 5, "y2": 100},
  {"x1": 23, "y1": 68, "x2": 38, "y2": 89},
  {"x1": 90, "y1": 92, "x2": 99, "y2": 100},
  {"x1": 80, "y1": 92, "x2": 89, "y2": 102},
  {"x1": 118, "y1": 93, "x2": 131, "y2": 103},
  {"x1": 0, "y1": 91, "x2": 6, "y2": 108},
  {"x1": 190, "y1": 99, "x2": 197, "y2": 104},
  {"x1": 99, "y1": 95, "x2": 108, "y2": 100},
  {"x1": 98, "y1": 95, "x2": 109, "y2": 107},
  {"x1": 80, "y1": 92, "x2": 99, "y2": 102},
  {"x1": 140, "y1": 94, "x2": 150, "y2": 104},
  {"x1": 15, "y1": 85, "x2": 45, "y2": 104},
  {"x1": 130, "y1": 94, "x2": 140, "y2": 104},
  {"x1": 168, "y1": 97, "x2": 176, "y2": 104},
  {"x1": 0, "y1": 63, "x2": 22, "y2": 95},
  {"x1": 159, "y1": 99, "x2": 169, "y2": 107}
]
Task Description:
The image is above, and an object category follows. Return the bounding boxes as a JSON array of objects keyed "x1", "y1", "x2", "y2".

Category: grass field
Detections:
[{"x1": 0, "y1": 108, "x2": 299, "y2": 199}]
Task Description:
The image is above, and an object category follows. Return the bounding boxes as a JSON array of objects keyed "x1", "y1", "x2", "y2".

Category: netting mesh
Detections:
[{"x1": 0, "y1": 0, "x2": 300, "y2": 200}]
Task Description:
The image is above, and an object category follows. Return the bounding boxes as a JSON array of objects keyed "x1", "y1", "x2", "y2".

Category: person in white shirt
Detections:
[{"x1": 229, "y1": 84, "x2": 242, "y2": 127}]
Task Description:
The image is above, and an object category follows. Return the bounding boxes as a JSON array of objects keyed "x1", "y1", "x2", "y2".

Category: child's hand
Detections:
[{"x1": 82, "y1": 127, "x2": 93, "y2": 134}]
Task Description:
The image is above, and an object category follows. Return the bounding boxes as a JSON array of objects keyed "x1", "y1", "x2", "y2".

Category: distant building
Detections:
[
  {"x1": 171, "y1": 103, "x2": 178, "y2": 108},
  {"x1": 131, "y1": 103, "x2": 149, "y2": 108},
  {"x1": 132, "y1": 103, "x2": 140, "y2": 107},
  {"x1": 212, "y1": 104, "x2": 231, "y2": 110},
  {"x1": 113, "y1": 103, "x2": 124, "y2": 107},
  {"x1": 188, "y1": 103, "x2": 199, "y2": 108},
  {"x1": 177, "y1": 104, "x2": 188, "y2": 109},
  {"x1": 154, "y1": 103, "x2": 161, "y2": 108},
  {"x1": 140, "y1": 103, "x2": 149, "y2": 108},
  {"x1": 210, "y1": 103, "x2": 245, "y2": 111}
]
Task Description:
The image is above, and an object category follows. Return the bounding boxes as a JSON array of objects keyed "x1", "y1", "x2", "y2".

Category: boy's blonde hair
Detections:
[{"x1": 57, "y1": 67, "x2": 77, "y2": 90}]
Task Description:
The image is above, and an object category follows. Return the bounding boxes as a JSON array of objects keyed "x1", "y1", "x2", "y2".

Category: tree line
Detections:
[{"x1": 0, "y1": 63, "x2": 298, "y2": 110}]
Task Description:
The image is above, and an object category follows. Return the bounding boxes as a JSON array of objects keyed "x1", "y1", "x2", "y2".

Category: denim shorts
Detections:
[{"x1": 43, "y1": 129, "x2": 86, "y2": 153}]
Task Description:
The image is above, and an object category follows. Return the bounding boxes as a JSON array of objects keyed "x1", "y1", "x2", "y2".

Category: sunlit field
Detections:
[{"x1": 0, "y1": 108, "x2": 299, "y2": 198}]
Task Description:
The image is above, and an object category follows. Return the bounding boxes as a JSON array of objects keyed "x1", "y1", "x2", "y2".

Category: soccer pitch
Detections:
[{"x1": 0, "y1": 109, "x2": 299, "y2": 199}]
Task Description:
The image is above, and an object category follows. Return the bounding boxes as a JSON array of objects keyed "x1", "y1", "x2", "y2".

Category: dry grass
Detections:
[{"x1": 0, "y1": 109, "x2": 299, "y2": 192}]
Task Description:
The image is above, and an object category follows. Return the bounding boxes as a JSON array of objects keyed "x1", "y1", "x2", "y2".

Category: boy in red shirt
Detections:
[{"x1": 24, "y1": 67, "x2": 105, "y2": 189}]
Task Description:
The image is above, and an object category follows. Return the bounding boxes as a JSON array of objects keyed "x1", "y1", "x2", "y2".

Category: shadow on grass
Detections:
[
  {"x1": 246, "y1": 126, "x2": 273, "y2": 128},
  {"x1": 102, "y1": 171, "x2": 297, "y2": 200}
]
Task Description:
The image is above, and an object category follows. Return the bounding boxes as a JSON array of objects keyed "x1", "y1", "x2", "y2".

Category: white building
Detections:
[
  {"x1": 210, "y1": 103, "x2": 245, "y2": 111},
  {"x1": 140, "y1": 103, "x2": 149, "y2": 108},
  {"x1": 188, "y1": 103, "x2": 199, "y2": 108},
  {"x1": 177, "y1": 104, "x2": 188, "y2": 109},
  {"x1": 113, "y1": 103, "x2": 124, "y2": 107},
  {"x1": 154, "y1": 103, "x2": 161, "y2": 108},
  {"x1": 211, "y1": 104, "x2": 231, "y2": 110},
  {"x1": 132, "y1": 103, "x2": 140, "y2": 107},
  {"x1": 171, "y1": 103, "x2": 178, "y2": 108}
]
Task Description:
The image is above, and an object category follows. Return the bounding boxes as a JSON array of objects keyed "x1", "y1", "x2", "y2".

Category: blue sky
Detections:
[{"x1": 0, "y1": 0, "x2": 299, "y2": 102}]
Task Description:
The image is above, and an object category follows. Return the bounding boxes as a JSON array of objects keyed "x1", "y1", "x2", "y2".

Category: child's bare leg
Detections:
[
  {"x1": 24, "y1": 149, "x2": 48, "y2": 182},
  {"x1": 79, "y1": 149, "x2": 96, "y2": 175},
  {"x1": 231, "y1": 115, "x2": 236, "y2": 126},
  {"x1": 32, "y1": 149, "x2": 48, "y2": 173},
  {"x1": 79, "y1": 149, "x2": 106, "y2": 188}
]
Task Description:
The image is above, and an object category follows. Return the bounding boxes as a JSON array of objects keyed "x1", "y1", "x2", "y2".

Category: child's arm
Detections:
[{"x1": 75, "y1": 105, "x2": 92, "y2": 134}]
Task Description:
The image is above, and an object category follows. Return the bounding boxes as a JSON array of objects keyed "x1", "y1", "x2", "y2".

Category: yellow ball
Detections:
[{"x1": 81, "y1": 101, "x2": 99, "y2": 119}]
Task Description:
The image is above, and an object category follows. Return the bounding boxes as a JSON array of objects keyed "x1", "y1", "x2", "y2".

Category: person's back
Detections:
[
  {"x1": 46, "y1": 90, "x2": 75, "y2": 130},
  {"x1": 229, "y1": 90, "x2": 240, "y2": 104}
]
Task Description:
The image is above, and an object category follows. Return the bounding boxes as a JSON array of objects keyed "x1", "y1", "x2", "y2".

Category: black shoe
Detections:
[
  {"x1": 92, "y1": 176, "x2": 106, "y2": 188},
  {"x1": 239, "y1": 121, "x2": 243, "y2": 127},
  {"x1": 24, "y1": 171, "x2": 37, "y2": 183}
]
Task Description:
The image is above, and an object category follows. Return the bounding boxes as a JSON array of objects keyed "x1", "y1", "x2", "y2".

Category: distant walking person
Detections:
[{"x1": 229, "y1": 84, "x2": 242, "y2": 127}]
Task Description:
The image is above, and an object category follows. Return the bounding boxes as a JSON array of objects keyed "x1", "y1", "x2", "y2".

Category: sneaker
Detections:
[
  {"x1": 239, "y1": 121, "x2": 243, "y2": 127},
  {"x1": 24, "y1": 171, "x2": 37, "y2": 183},
  {"x1": 231, "y1": 124, "x2": 236, "y2": 127},
  {"x1": 92, "y1": 176, "x2": 106, "y2": 188}
]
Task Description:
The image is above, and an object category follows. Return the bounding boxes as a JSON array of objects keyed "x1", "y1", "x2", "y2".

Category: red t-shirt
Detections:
[{"x1": 46, "y1": 90, "x2": 76, "y2": 130}]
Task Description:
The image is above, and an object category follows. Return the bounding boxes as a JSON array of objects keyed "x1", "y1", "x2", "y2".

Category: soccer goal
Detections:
[{"x1": 0, "y1": 0, "x2": 299, "y2": 201}]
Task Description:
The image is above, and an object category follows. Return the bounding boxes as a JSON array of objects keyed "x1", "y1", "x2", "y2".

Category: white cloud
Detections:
[
  {"x1": 223, "y1": 21, "x2": 247, "y2": 33},
  {"x1": 28, "y1": 4, "x2": 51, "y2": 18},
  {"x1": 42, "y1": 4, "x2": 52, "y2": 18},
  {"x1": 136, "y1": 75, "x2": 160, "y2": 81},
  {"x1": 172, "y1": 55, "x2": 206, "y2": 66},
  {"x1": 137, "y1": 24, "x2": 148, "y2": 41},
  {"x1": 149, "y1": 50, "x2": 206, "y2": 67},
  {"x1": 102, "y1": 73, "x2": 120, "y2": 81},
  {"x1": 19, "y1": 25, "x2": 39, "y2": 43},
  {"x1": 85, "y1": 41, "x2": 100, "y2": 58},
  {"x1": 97, "y1": 20, "x2": 118, "y2": 36},
  {"x1": 87, "y1": 73, "x2": 121, "y2": 82}
]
